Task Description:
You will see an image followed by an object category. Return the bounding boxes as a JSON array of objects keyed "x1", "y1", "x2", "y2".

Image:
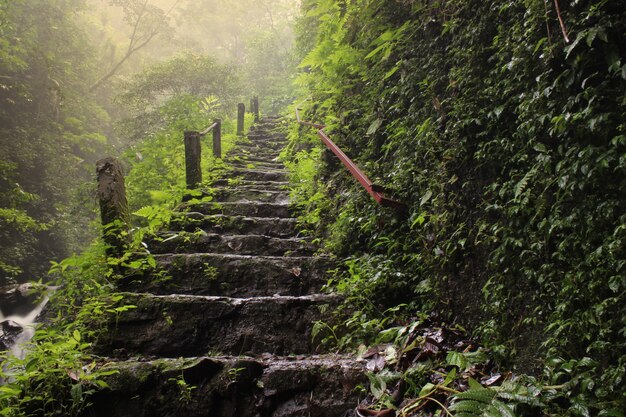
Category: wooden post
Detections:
[
  {"x1": 237, "y1": 103, "x2": 245, "y2": 136},
  {"x1": 96, "y1": 157, "x2": 129, "y2": 257},
  {"x1": 253, "y1": 96, "x2": 259, "y2": 122},
  {"x1": 184, "y1": 131, "x2": 202, "y2": 188},
  {"x1": 249, "y1": 98, "x2": 254, "y2": 114},
  {"x1": 213, "y1": 119, "x2": 222, "y2": 158}
]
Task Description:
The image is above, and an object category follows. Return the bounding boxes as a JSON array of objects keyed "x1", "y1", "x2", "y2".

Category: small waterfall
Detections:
[{"x1": 0, "y1": 286, "x2": 53, "y2": 360}]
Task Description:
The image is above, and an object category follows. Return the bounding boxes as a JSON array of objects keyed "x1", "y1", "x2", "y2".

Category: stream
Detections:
[{"x1": 0, "y1": 285, "x2": 53, "y2": 360}]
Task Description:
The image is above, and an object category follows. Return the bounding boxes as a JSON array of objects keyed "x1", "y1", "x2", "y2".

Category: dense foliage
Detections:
[
  {"x1": 0, "y1": 0, "x2": 112, "y2": 285},
  {"x1": 288, "y1": 0, "x2": 625, "y2": 414},
  {"x1": 0, "y1": 0, "x2": 295, "y2": 285},
  {"x1": 0, "y1": 52, "x2": 248, "y2": 415}
]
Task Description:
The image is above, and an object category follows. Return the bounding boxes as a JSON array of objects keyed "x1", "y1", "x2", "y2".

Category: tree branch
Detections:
[
  {"x1": 89, "y1": 29, "x2": 158, "y2": 92},
  {"x1": 90, "y1": 0, "x2": 171, "y2": 92}
]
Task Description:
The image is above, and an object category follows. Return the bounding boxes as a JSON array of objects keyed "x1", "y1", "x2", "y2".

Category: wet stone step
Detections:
[
  {"x1": 227, "y1": 153, "x2": 282, "y2": 164},
  {"x1": 169, "y1": 214, "x2": 299, "y2": 237},
  {"x1": 246, "y1": 138, "x2": 287, "y2": 146},
  {"x1": 230, "y1": 169, "x2": 288, "y2": 182},
  {"x1": 230, "y1": 160, "x2": 285, "y2": 171},
  {"x1": 212, "y1": 188, "x2": 289, "y2": 204},
  {"x1": 119, "y1": 253, "x2": 333, "y2": 297},
  {"x1": 238, "y1": 142, "x2": 285, "y2": 152},
  {"x1": 98, "y1": 293, "x2": 341, "y2": 357},
  {"x1": 183, "y1": 201, "x2": 291, "y2": 218},
  {"x1": 149, "y1": 233, "x2": 315, "y2": 257},
  {"x1": 211, "y1": 178, "x2": 289, "y2": 191},
  {"x1": 229, "y1": 148, "x2": 282, "y2": 159},
  {"x1": 86, "y1": 355, "x2": 365, "y2": 417}
]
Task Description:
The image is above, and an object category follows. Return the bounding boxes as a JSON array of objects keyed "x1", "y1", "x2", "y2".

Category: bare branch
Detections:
[{"x1": 90, "y1": 0, "x2": 176, "y2": 92}]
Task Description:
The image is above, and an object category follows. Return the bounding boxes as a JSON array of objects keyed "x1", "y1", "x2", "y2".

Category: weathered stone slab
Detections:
[
  {"x1": 149, "y1": 233, "x2": 314, "y2": 257},
  {"x1": 230, "y1": 169, "x2": 288, "y2": 182},
  {"x1": 212, "y1": 188, "x2": 289, "y2": 204},
  {"x1": 170, "y1": 214, "x2": 298, "y2": 237},
  {"x1": 230, "y1": 160, "x2": 285, "y2": 170},
  {"x1": 85, "y1": 355, "x2": 364, "y2": 417},
  {"x1": 119, "y1": 253, "x2": 333, "y2": 297},
  {"x1": 229, "y1": 147, "x2": 282, "y2": 159},
  {"x1": 0, "y1": 283, "x2": 45, "y2": 317},
  {"x1": 211, "y1": 178, "x2": 289, "y2": 190},
  {"x1": 100, "y1": 293, "x2": 341, "y2": 357},
  {"x1": 185, "y1": 201, "x2": 292, "y2": 218}
]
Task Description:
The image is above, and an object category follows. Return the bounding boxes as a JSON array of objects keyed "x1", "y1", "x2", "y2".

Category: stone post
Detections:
[
  {"x1": 213, "y1": 119, "x2": 222, "y2": 159},
  {"x1": 96, "y1": 157, "x2": 129, "y2": 257},
  {"x1": 184, "y1": 131, "x2": 202, "y2": 188},
  {"x1": 253, "y1": 96, "x2": 259, "y2": 122},
  {"x1": 237, "y1": 103, "x2": 245, "y2": 136}
]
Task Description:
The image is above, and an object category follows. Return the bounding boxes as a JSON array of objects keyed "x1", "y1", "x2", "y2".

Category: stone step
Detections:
[
  {"x1": 230, "y1": 147, "x2": 283, "y2": 158},
  {"x1": 170, "y1": 214, "x2": 299, "y2": 237},
  {"x1": 149, "y1": 233, "x2": 315, "y2": 257},
  {"x1": 246, "y1": 135, "x2": 286, "y2": 144},
  {"x1": 119, "y1": 253, "x2": 333, "y2": 297},
  {"x1": 239, "y1": 142, "x2": 285, "y2": 152},
  {"x1": 98, "y1": 293, "x2": 341, "y2": 357},
  {"x1": 184, "y1": 201, "x2": 291, "y2": 218},
  {"x1": 227, "y1": 154, "x2": 282, "y2": 164},
  {"x1": 230, "y1": 160, "x2": 285, "y2": 171},
  {"x1": 86, "y1": 355, "x2": 364, "y2": 417},
  {"x1": 211, "y1": 178, "x2": 289, "y2": 191},
  {"x1": 230, "y1": 169, "x2": 288, "y2": 182},
  {"x1": 212, "y1": 188, "x2": 289, "y2": 204}
]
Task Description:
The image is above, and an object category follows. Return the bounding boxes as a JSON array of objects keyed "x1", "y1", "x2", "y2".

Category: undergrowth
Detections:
[
  {"x1": 0, "y1": 90, "x2": 246, "y2": 415},
  {"x1": 286, "y1": 0, "x2": 625, "y2": 415}
]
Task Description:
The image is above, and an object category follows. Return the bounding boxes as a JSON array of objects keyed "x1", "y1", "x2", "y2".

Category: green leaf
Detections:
[
  {"x1": 419, "y1": 382, "x2": 435, "y2": 397},
  {"x1": 443, "y1": 368, "x2": 457, "y2": 386},
  {"x1": 70, "y1": 383, "x2": 83, "y2": 403},
  {"x1": 383, "y1": 65, "x2": 400, "y2": 80},
  {"x1": 25, "y1": 358, "x2": 39, "y2": 373},
  {"x1": 367, "y1": 372, "x2": 387, "y2": 399},
  {"x1": 366, "y1": 118, "x2": 383, "y2": 135},
  {"x1": 447, "y1": 351, "x2": 468, "y2": 370}
]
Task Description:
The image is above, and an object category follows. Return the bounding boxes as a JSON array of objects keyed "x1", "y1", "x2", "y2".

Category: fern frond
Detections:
[
  {"x1": 452, "y1": 399, "x2": 489, "y2": 413},
  {"x1": 454, "y1": 388, "x2": 497, "y2": 403},
  {"x1": 451, "y1": 387, "x2": 517, "y2": 417}
]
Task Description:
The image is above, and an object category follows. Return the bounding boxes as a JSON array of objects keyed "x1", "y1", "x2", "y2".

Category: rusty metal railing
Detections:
[{"x1": 295, "y1": 100, "x2": 406, "y2": 211}]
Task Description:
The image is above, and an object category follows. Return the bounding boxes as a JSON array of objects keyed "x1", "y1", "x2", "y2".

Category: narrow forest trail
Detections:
[{"x1": 87, "y1": 117, "x2": 365, "y2": 417}]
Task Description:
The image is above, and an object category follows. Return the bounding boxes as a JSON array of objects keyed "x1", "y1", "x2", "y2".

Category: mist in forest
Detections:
[{"x1": 0, "y1": 0, "x2": 301, "y2": 285}]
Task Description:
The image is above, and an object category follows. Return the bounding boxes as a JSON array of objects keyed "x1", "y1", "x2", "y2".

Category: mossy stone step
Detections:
[
  {"x1": 169, "y1": 214, "x2": 298, "y2": 237},
  {"x1": 212, "y1": 188, "x2": 289, "y2": 204},
  {"x1": 86, "y1": 355, "x2": 365, "y2": 417},
  {"x1": 149, "y1": 232, "x2": 315, "y2": 257},
  {"x1": 119, "y1": 253, "x2": 333, "y2": 297},
  {"x1": 211, "y1": 178, "x2": 289, "y2": 191},
  {"x1": 184, "y1": 201, "x2": 291, "y2": 218},
  {"x1": 99, "y1": 293, "x2": 341, "y2": 357},
  {"x1": 226, "y1": 153, "x2": 282, "y2": 164},
  {"x1": 230, "y1": 168, "x2": 288, "y2": 182},
  {"x1": 230, "y1": 160, "x2": 285, "y2": 170}
]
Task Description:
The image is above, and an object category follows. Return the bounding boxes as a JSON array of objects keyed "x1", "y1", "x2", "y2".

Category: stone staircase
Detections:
[{"x1": 87, "y1": 117, "x2": 364, "y2": 417}]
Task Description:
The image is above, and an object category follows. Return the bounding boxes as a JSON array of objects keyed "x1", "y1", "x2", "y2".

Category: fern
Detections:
[
  {"x1": 450, "y1": 379, "x2": 546, "y2": 417},
  {"x1": 450, "y1": 387, "x2": 516, "y2": 417}
]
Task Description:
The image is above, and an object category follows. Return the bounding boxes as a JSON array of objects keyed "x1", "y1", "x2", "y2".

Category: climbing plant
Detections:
[{"x1": 288, "y1": 0, "x2": 625, "y2": 414}]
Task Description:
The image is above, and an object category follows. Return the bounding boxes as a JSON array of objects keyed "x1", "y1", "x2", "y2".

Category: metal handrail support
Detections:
[
  {"x1": 295, "y1": 102, "x2": 406, "y2": 211},
  {"x1": 198, "y1": 122, "x2": 218, "y2": 136}
]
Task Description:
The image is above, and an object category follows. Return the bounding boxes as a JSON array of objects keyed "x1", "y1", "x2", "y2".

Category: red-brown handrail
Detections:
[{"x1": 295, "y1": 101, "x2": 406, "y2": 211}]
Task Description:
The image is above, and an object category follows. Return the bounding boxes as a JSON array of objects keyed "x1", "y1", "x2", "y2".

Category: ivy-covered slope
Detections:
[{"x1": 288, "y1": 0, "x2": 625, "y2": 410}]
